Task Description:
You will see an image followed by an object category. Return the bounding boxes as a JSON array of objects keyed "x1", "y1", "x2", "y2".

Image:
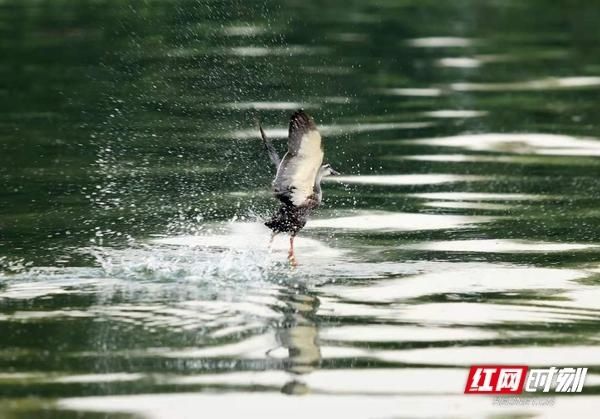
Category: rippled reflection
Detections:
[
  {"x1": 406, "y1": 37, "x2": 473, "y2": 47},
  {"x1": 379, "y1": 87, "x2": 443, "y2": 97},
  {"x1": 451, "y1": 76, "x2": 600, "y2": 91},
  {"x1": 422, "y1": 201, "x2": 511, "y2": 210},
  {"x1": 228, "y1": 45, "x2": 328, "y2": 56},
  {"x1": 325, "y1": 264, "x2": 585, "y2": 302},
  {"x1": 328, "y1": 174, "x2": 488, "y2": 185},
  {"x1": 422, "y1": 110, "x2": 487, "y2": 118},
  {"x1": 307, "y1": 211, "x2": 494, "y2": 231},
  {"x1": 228, "y1": 121, "x2": 433, "y2": 139},
  {"x1": 407, "y1": 133, "x2": 600, "y2": 156},
  {"x1": 409, "y1": 192, "x2": 553, "y2": 201},
  {"x1": 58, "y1": 392, "x2": 600, "y2": 418},
  {"x1": 220, "y1": 101, "x2": 320, "y2": 110},
  {"x1": 399, "y1": 153, "x2": 600, "y2": 165},
  {"x1": 404, "y1": 239, "x2": 597, "y2": 253},
  {"x1": 436, "y1": 57, "x2": 481, "y2": 68}
]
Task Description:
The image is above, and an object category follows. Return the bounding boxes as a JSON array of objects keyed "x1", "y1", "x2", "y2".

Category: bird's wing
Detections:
[
  {"x1": 287, "y1": 110, "x2": 319, "y2": 155},
  {"x1": 272, "y1": 110, "x2": 324, "y2": 207},
  {"x1": 259, "y1": 122, "x2": 281, "y2": 167}
]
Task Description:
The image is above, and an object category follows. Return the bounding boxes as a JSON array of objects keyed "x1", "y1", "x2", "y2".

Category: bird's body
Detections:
[
  {"x1": 259, "y1": 110, "x2": 338, "y2": 265},
  {"x1": 265, "y1": 164, "x2": 337, "y2": 234}
]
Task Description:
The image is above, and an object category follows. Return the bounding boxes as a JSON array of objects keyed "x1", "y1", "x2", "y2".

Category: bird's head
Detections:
[{"x1": 320, "y1": 163, "x2": 340, "y2": 177}]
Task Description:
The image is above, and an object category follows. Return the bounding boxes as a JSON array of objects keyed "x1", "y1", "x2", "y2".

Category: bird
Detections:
[{"x1": 259, "y1": 110, "x2": 339, "y2": 266}]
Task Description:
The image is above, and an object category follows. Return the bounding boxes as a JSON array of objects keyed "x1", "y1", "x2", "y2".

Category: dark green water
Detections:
[{"x1": 2, "y1": 0, "x2": 600, "y2": 417}]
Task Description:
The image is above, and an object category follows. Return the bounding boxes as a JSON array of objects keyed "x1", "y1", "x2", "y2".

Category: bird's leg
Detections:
[
  {"x1": 288, "y1": 235, "x2": 298, "y2": 267},
  {"x1": 269, "y1": 232, "x2": 277, "y2": 249}
]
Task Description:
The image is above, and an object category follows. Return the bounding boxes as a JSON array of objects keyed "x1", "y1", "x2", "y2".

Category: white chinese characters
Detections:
[
  {"x1": 526, "y1": 367, "x2": 587, "y2": 393},
  {"x1": 497, "y1": 368, "x2": 526, "y2": 392}
]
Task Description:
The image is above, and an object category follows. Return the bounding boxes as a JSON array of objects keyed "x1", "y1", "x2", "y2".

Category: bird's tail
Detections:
[
  {"x1": 264, "y1": 210, "x2": 285, "y2": 232},
  {"x1": 258, "y1": 120, "x2": 281, "y2": 167},
  {"x1": 264, "y1": 205, "x2": 299, "y2": 233},
  {"x1": 264, "y1": 217, "x2": 278, "y2": 231}
]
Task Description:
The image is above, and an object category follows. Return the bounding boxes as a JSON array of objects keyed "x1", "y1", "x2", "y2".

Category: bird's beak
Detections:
[{"x1": 330, "y1": 168, "x2": 341, "y2": 176}]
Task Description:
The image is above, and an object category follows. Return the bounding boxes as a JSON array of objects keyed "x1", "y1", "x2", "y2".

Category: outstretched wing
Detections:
[
  {"x1": 273, "y1": 110, "x2": 324, "y2": 207},
  {"x1": 288, "y1": 110, "x2": 319, "y2": 155}
]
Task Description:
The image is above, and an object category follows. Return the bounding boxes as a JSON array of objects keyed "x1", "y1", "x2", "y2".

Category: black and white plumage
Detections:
[
  {"x1": 259, "y1": 110, "x2": 338, "y2": 265},
  {"x1": 264, "y1": 163, "x2": 339, "y2": 233},
  {"x1": 273, "y1": 111, "x2": 324, "y2": 207}
]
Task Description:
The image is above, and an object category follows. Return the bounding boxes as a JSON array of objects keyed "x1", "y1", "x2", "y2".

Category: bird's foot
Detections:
[{"x1": 288, "y1": 252, "x2": 298, "y2": 268}]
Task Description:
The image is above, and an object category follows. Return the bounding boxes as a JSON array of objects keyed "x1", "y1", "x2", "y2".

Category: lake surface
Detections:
[{"x1": 2, "y1": 0, "x2": 600, "y2": 417}]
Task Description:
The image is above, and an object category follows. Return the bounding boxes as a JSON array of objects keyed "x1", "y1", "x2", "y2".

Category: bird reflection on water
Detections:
[{"x1": 275, "y1": 287, "x2": 322, "y2": 395}]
